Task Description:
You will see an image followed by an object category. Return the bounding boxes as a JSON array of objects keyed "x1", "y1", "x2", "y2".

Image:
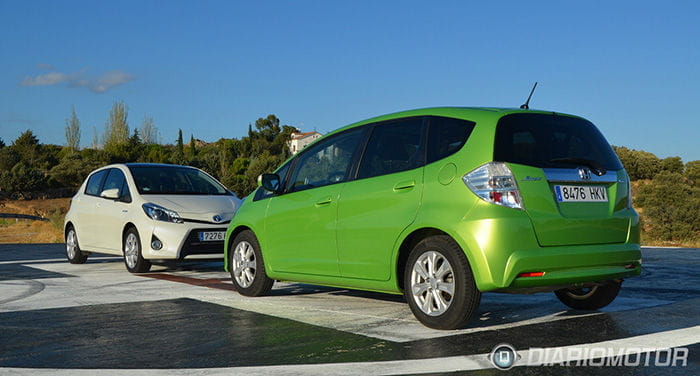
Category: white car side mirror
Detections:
[{"x1": 100, "y1": 188, "x2": 120, "y2": 200}]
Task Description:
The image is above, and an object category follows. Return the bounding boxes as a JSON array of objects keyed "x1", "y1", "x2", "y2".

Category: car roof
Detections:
[
  {"x1": 324, "y1": 106, "x2": 581, "y2": 138},
  {"x1": 124, "y1": 163, "x2": 197, "y2": 169}
]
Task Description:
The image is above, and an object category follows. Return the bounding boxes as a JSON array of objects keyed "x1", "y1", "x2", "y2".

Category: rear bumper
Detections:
[
  {"x1": 500, "y1": 244, "x2": 641, "y2": 290},
  {"x1": 449, "y1": 203, "x2": 641, "y2": 291}
]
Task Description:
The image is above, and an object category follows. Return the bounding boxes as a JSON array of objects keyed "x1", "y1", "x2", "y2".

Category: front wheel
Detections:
[
  {"x1": 554, "y1": 280, "x2": 622, "y2": 310},
  {"x1": 65, "y1": 226, "x2": 88, "y2": 264},
  {"x1": 123, "y1": 227, "x2": 151, "y2": 273},
  {"x1": 404, "y1": 235, "x2": 481, "y2": 330},
  {"x1": 229, "y1": 230, "x2": 273, "y2": 296}
]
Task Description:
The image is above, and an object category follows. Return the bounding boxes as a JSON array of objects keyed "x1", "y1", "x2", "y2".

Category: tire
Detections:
[
  {"x1": 65, "y1": 226, "x2": 88, "y2": 264},
  {"x1": 123, "y1": 227, "x2": 151, "y2": 273},
  {"x1": 404, "y1": 235, "x2": 481, "y2": 330},
  {"x1": 229, "y1": 230, "x2": 273, "y2": 296},
  {"x1": 554, "y1": 280, "x2": 622, "y2": 310}
]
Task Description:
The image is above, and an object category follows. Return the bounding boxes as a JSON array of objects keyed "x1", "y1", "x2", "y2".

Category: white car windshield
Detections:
[{"x1": 128, "y1": 165, "x2": 229, "y2": 195}]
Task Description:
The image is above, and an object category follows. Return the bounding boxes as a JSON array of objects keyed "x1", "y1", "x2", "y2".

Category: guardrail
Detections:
[{"x1": 0, "y1": 213, "x2": 49, "y2": 222}]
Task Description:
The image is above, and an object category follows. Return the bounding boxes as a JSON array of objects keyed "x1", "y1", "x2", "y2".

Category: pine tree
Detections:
[{"x1": 65, "y1": 106, "x2": 81, "y2": 151}]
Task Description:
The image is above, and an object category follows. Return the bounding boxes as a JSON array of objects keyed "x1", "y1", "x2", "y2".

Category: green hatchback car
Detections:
[{"x1": 224, "y1": 107, "x2": 641, "y2": 329}]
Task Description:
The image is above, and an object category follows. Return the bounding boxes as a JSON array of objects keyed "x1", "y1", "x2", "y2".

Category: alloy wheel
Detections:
[
  {"x1": 124, "y1": 233, "x2": 139, "y2": 269},
  {"x1": 232, "y1": 241, "x2": 256, "y2": 288},
  {"x1": 66, "y1": 229, "x2": 77, "y2": 259},
  {"x1": 410, "y1": 250, "x2": 455, "y2": 316}
]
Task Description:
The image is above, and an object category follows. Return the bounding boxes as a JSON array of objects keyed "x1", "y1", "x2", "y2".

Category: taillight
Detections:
[{"x1": 463, "y1": 162, "x2": 524, "y2": 210}]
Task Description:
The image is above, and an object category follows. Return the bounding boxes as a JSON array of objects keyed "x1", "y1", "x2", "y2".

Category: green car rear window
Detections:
[{"x1": 494, "y1": 113, "x2": 623, "y2": 170}]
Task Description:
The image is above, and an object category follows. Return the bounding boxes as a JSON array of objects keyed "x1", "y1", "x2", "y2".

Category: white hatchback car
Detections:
[{"x1": 64, "y1": 163, "x2": 241, "y2": 273}]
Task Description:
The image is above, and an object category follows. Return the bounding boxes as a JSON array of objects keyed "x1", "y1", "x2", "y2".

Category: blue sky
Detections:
[{"x1": 1, "y1": 1, "x2": 698, "y2": 161}]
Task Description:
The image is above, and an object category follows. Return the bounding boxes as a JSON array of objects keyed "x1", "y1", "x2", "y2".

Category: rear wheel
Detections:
[
  {"x1": 404, "y1": 235, "x2": 481, "y2": 330},
  {"x1": 123, "y1": 227, "x2": 151, "y2": 273},
  {"x1": 229, "y1": 230, "x2": 273, "y2": 296},
  {"x1": 554, "y1": 280, "x2": 621, "y2": 310},
  {"x1": 65, "y1": 226, "x2": 88, "y2": 264}
]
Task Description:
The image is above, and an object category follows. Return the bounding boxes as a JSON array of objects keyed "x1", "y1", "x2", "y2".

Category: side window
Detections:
[
  {"x1": 85, "y1": 170, "x2": 108, "y2": 196},
  {"x1": 288, "y1": 128, "x2": 363, "y2": 192},
  {"x1": 358, "y1": 118, "x2": 426, "y2": 179},
  {"x1": 101, "y1": 169, "x2": 131, "y2": 202},
  {"x1": 427, "y1": 117, "x2": 476, "y2": 163}
]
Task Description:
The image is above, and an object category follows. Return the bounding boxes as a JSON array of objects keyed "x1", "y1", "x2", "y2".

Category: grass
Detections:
[{"x1": 0, "y1": 198, "x2": 69, "y2": 244}]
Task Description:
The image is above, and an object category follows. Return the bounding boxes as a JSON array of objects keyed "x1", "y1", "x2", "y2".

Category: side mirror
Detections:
[
  {"x1": 100, "y1": 188, "x2": 120, "y2": 200},
  {"x1": 259, "y1": 173, "x2": 282, "y2": 193}
]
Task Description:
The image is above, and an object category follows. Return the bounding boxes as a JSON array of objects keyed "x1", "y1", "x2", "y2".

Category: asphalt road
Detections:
[{"x1": 0, "y1": 244, "x2": 698, "y2": 375}]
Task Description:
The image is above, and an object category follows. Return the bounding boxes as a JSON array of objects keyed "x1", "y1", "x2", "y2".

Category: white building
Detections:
[{"x1": 289, "y1": 130, "x2": 322, "y2": 154}]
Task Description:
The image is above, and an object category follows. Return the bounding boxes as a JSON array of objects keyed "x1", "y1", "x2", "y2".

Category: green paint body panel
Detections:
[{"x1": 225, "y1": 107, "x2": 641, "y2": 295}]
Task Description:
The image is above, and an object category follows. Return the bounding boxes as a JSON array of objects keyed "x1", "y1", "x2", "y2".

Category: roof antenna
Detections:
[{"x1": 520, "y1": 82, "x2": 538, "y2": 109}]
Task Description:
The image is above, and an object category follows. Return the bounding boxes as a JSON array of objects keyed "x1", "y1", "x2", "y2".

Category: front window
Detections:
[
  {"x1": 85, "y1": 170, "x2": 108, "y2": 196},
  {"x1": 128, "y1": 165, "x2": 229, "y2": 195},
  {"x1": 288, "y1": 128, "x2": 363, "y2": 192},
  {"x1": 101, "y1": 168, "x2": 131, "y2": 202}
]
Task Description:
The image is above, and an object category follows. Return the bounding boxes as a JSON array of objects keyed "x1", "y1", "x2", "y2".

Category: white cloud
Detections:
[
  {"x1": 20, "y1": 67, "x2": 137, "y2": 94},
  {"x1": 89, "y1": 71, "x2": 137, "y2": 93},
  {"x1": 20, "y1": 72, "x2": 71, "y2": 86}
]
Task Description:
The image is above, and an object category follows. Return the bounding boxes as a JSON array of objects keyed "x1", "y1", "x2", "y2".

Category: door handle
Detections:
[
  {"x1": 315, "y1": 197, "x2": 332, "y2": 207},
  {"x1": 393, "y1": 180, "x2": 416, "y2": 192}
]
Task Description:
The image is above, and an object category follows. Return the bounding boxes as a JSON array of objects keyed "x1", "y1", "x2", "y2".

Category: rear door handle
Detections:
[
  {"x1": 393, "y1": 180, "x2": 416, "y2": 192},
  {"x1": 315, "y1": 197, "x2": 332, "y2": 206}
]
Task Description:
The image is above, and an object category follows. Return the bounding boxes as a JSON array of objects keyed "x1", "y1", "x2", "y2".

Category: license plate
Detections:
[
  {"x1": 554, "y1": 185, "x2": 608, "y2": 202},
  {"x1": 198, "y1": 231, "x2": 225, "y2": 242}
]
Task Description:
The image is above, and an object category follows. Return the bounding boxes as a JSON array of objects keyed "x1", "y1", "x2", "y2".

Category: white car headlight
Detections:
[{"x1": 142, "y1": 203, "x2": 183, "y2": 223}]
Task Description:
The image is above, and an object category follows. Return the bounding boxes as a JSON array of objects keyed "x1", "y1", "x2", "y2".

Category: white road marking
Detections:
[
  {"x1": 0, "y1": 260, "x2": 681, "y2": 342},
  {"x1": 3, "y1": 326, "x2": 698, "y2": 376},
  {"x1": 0, "y1": 257, "x2": 122, "y2": 265}
]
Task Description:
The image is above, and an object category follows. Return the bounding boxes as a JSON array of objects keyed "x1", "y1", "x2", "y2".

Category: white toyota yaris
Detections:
[{"x1": 64, "y1": 163, "x2": 241, "y2": 273}]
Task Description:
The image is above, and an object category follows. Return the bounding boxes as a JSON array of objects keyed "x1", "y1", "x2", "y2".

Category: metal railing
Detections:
[{"x1": 0, "y1": 213, "x2": 49, "y2": 222}]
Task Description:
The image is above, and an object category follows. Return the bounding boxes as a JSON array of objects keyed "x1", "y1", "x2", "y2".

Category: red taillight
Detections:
[
  {"x1": 518, "y1": 271, "x2": 545, "y2": 278},
  {"x1": 463, "y1": 162, "x2": 523, "y2": 210}
]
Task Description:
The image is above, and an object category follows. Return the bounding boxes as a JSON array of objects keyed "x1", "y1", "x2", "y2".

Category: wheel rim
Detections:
[
  {"x1": 124, "y1": 233, "x2": 139, "y2": 269},
  {"x1": 410, "y1": 250, "x2": 455, "y2": 316},
  {"x1": 66, "y1": 229, "x2": 77, "y2": 259},
  {"x1": 565, "y1": 286, "x2": 598, "y2": 300},
  {"x1": 232, "y1": 241, "x2": 256, "y2": 288}
]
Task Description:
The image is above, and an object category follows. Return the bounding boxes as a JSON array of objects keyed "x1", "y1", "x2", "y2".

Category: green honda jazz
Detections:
[{"x1": 224, "y1": 107, "x2": 641, "y2": 329}]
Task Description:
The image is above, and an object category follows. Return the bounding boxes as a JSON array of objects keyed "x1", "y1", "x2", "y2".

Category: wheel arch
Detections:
[
  {"x1": 225, "y1": 225, "x2": 253, "y2": 271},
  {"x1": 395, "y1": 227, "x2": 451, "y2": 291},
  {"x1": 122, "y1": 222, "x2": 138, "y2": 248},
  {"x1": 64, "y1": 221, "x2": 75, "y2": 238}
]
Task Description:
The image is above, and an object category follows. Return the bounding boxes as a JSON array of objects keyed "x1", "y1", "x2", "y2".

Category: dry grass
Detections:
[{"x1": 0, "y1": 198, "x2": 70, "y2": 244}]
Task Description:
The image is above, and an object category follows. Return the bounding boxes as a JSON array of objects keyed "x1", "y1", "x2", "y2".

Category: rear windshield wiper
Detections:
[{"x1": 549, "y1": 157, "x2": 607, "y2": 176}]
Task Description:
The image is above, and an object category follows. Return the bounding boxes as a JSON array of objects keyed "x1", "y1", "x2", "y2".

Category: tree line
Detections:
[
  {"x1": 613, "y1": 146, "x2": 700, "y2": 245},
  {"x1": 0, "y1": 102, "x2": 697, "y2": 245},
  {"x1": 0, "y1": 101, "x2": 295, "y2": 199}
]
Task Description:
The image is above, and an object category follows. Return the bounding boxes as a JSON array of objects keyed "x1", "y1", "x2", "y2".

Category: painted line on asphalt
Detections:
[
  {"x1": 141, "y1": 273, "x2": 236, "y2": 290},
  {"x1": 0, "y1": 257, "x2": 122, "y2": 265},
  {"x1": 2, "y1": 325, "x2": 697, "y2": 375}
]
